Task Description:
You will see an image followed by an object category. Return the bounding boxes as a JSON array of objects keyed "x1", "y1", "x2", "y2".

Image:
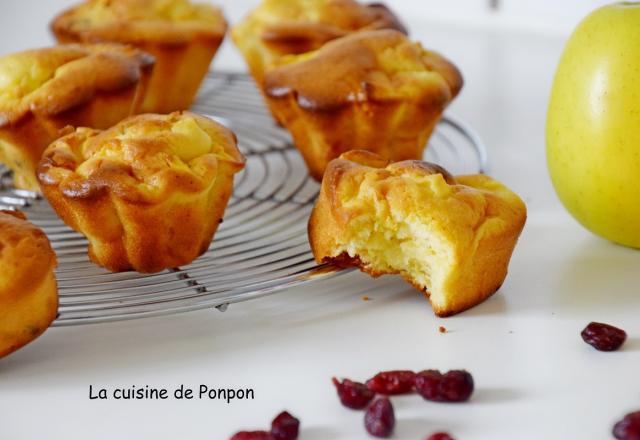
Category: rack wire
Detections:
[{"x1": 0, "y1": 72, "x2": 488, "y2": 326}]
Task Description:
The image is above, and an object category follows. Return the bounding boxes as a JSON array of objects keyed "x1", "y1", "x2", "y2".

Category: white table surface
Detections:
[{"x1": 1, "y1": 2, "x2": 639, "y2": 440}]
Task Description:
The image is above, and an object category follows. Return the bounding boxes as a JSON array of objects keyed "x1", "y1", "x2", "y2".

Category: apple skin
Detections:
[{"x1": 547, "y1": 2, "x2": 640, "y2": 248}]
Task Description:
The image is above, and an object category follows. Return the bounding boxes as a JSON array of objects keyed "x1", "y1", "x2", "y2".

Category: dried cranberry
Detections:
[
  {"x1": 364, "y1": 397, "x2": 395, "y2": 438},
  {"x1": 271, "y1": 411, "x2": 299, "y2": 440},
  {"x1": 332, "y1": 377, "x2": 375, "y2": 409},
  {"x1": 613, "y1": 411, "x2": 640, "y2": 440},
  {"x1": 230, "y1": 431, "x2": 273, "y2": 440},
  {"x1": 366, "y1": 370, "x2": 416, "y2": 395},
  {"x1": 440, "y1": 370, "x2": 474, "y2": 402},
  {"x1": 581, "y1": 322, "x2": 627, "y2": 351},
  {"x1": 426, "y1": 433, "x2": 455, "y2": 440},
  {"x1": 414, "y1": 370, "x2": 443, "y2": 401},
  {"x1": 415, "y1": 369, "x2": 474, "y2": 402}
]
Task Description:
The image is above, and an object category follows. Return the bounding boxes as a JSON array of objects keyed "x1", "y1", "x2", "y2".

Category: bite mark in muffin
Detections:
[{"x1": 308, "y1": 150, "x2": 526, "y2": 316}]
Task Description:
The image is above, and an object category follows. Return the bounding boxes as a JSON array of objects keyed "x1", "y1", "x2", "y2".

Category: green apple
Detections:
[{"x1": 547, "y1": 2, "x2": 640, "y2": 248}]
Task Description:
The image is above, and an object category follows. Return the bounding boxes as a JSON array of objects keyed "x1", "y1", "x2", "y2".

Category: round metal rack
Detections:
[{"x1": 0, "y1": 72, "x2": 488, "y2": 326}]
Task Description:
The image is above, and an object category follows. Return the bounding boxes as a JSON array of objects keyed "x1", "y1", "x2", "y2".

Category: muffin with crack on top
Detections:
[{"x1": 38, "y1": 111, "x2": 245, "y2": 273}]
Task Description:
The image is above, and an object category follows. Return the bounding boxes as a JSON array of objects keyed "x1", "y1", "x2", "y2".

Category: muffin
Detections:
[
  {"x1": 0, "y1": 210, "x2": 58, "y2": 358},
  {"x1": 264, "y1": 29, "x2": 463, "y2": 180},
  {"x1": 38, "y1": 111, "x2": 245, "y2": 273},
  {"x1": 232, "y1": 0, "x2": 406, "y2": 89},
  {"x1": 51, "y1": 0, "x2": 227, "y2": 113},
  {"x1": 308, "y1": 151, "x2": 527, "y2": 317},
  {"x1": 0, "y1": 44, "x2": 153, "y2": 191}
]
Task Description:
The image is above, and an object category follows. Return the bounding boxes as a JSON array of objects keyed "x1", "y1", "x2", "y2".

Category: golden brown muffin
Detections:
[
  {"x1": 0, "y1": 44, "x2": 153, "y2": 192},
  {"x1": 264, "y1": 29, "x2": 463, "y2": 180},
  {"x1": 52, "y1": 0, "x2": 227, "y2": 113},
  {"x1": 232, "y1": 0, "x2": 406, "y2": 89},
  {"x1": 309, "y1": 151, "x2": 526, "y2": 317},
  {"x1": 38, "y1": 111, "x2": 245, "y2": 273},
  {"x1": 0, "y1": 210, "x2": 58, "y2": 358}
]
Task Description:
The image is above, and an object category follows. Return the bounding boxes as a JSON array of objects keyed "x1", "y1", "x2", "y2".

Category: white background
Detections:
[{"x1": 1, "y1": 1, "x2": 639, "y2": 440}]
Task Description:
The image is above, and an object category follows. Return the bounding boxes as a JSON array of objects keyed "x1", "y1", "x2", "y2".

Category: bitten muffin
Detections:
[
  {"x1": 51, "y1": 0, "x2": 227, "y2": 113},
  {"x1": 232, "y1": 0, "x2": 406, "y2": 89},
  {"x1": 308, "y1": 151, "x2": 527, "y2": 317},
  {"x1": 0, "y1": 210, "x2": 58, "y2": 358},
  {"x1": 0, "y1": 44, "x2": 153, "y2": 191},
  {"x1": 264, "y1": 29, "x2": 463, "y2": 180},
  {"x1": 38, "y1": 111, "x2": 245, "y2": 273}
]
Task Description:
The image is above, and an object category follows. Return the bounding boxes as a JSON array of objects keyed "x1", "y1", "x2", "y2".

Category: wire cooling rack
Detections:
[{"x1": 0, "y1": 72, "x2": 487, "y2": 326}]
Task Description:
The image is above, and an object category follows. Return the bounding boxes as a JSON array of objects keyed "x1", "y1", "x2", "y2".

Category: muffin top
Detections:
[
  {"x1": 233, "y1": 0, "x2": 405, "y2": 56},
  {"x1": 320, "y1": 150, "x2": 525, "y2": 234},
  {"x1": 0, "y1": 44, "x2": 153, "y2": 127},
  {"x1": 264, "y1": 29, "x2": 463, "y2": 111},
  {"x1": 52, "y1": 0, "x2": 227, "y2": 44},
  {"x1": 0, "y1": 210, "x2": 56, "y2": 300},
  {"x1": 38, "y1": 111, "x2": 245, "y2": 203}
]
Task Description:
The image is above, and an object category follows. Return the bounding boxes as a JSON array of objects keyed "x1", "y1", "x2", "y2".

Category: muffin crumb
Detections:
[{"x1": 438, "y1": 326, "x2": 447, "y2": 333}]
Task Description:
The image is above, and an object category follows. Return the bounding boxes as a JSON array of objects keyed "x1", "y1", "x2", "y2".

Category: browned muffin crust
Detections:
[
  {"x1": 259, "y1": 1, "x2": 406, "y2": 55},
  {"x1": 308, "y1": 150, "x2": 527, "y2": 317},
  {"x1": 265, "y1": 29, "x2": 462, "y2": 112},
  {"x1": 51, "y1": 0, "x2": 228, "y2": 112},
  {"x1": 262, "y1": 30, "x2": 463, "y2": 180},
  {"x1": 0, "y1": 210, "x2": 58, "y2": 358},
  {"x1": 51, "y1": 0, "x2": 227, "y2": 46},
  {"x1": 38, "y1": 112, "x2": 244, "y2": 203},
  {"x1": 38, "y1": 111, "x2": 245, "y2": 273},
  {"x1": 0, "y1": 43, "x2": 153, "y2": 191},
  {"x1": 0, "y1": 44, "x2": 153, "y2": 127},
  {"x1": 232, "y1": 0, "x2": 407, "y2": 100}
]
